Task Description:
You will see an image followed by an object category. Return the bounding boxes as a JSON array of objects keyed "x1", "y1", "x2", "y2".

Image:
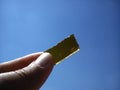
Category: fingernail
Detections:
[{"x1": 34, "y1": 52, "x2": 54, "y2": 68}]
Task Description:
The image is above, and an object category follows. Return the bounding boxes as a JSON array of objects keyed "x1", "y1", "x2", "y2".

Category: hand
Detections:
[{"x1": 0, "y1": 52, "x2": 54, "y2": 90}]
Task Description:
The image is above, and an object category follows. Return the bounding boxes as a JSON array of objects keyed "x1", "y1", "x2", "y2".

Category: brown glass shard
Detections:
[{"x1": 45, "y1": 34, "x2": 80, "y2": 64}]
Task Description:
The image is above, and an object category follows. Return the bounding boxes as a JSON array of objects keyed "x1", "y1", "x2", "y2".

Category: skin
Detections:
[{"x1": 0, "y1": 52, "x2": 54, "y2": 90}]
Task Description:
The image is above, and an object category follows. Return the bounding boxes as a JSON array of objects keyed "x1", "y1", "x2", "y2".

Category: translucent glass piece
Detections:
[{"x1": 45, "y1": 34, "x2": 80, "y2": 64}]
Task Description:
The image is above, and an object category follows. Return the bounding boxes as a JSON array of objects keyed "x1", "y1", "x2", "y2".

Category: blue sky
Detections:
[{"x1": 0, "y1": 0, "x2": 120, "y2": 90}]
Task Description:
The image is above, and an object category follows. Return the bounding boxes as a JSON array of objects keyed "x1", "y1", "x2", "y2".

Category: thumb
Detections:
[{"x1": 0, "y1": 52, "x2": 54, "y2": 90}]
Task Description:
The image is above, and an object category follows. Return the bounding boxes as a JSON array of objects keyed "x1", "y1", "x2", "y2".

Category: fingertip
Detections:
[{"x1": 33, "y1": 52, "x2": 54, "y2": 68}]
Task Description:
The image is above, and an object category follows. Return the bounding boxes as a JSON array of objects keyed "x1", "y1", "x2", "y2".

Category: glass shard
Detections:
[{"x1": 45, "y1": 34, "x2": 80, "y2": 64}]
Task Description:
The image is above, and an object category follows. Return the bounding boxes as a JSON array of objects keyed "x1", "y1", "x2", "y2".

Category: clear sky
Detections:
[{"x1": 0, "y1": 0, "x2": 120, "y2": 90}]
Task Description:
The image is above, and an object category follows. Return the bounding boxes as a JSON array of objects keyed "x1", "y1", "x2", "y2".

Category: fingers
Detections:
[
  {"x1": 0, "y1": 52, "x2": 43, "y2": 73},
  {"x1": 0, "y1": 52, "x2": 54, "y2": 90}
]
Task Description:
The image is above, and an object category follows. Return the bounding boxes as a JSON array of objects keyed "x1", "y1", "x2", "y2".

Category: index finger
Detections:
[{"x1": 0, "y1": 52, "x2": 43, "y2": 73}]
